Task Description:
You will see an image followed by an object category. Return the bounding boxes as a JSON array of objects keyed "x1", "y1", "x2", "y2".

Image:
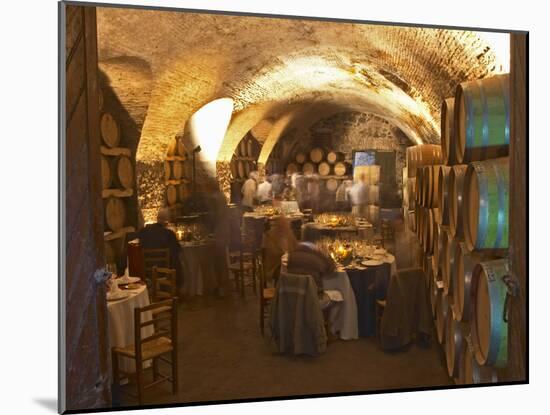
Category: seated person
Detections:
[
  {"x1": 138, "y1": 208, "x2": 184, "y2": 288},
  {"x1": 286, "y1": 241, "x2": 337, "y2": 293}
]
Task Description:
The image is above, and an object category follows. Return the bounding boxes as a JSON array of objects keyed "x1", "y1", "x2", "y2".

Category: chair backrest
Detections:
[
  {"x1": 143, "y1": 248, "x2": 170, "y2": 280},
  {"x1": 133, "y1": 298, "x2": 177, "y2": 359},
  {"x1": 151, "y1": 266, "x2": 177, "y2": 302}
]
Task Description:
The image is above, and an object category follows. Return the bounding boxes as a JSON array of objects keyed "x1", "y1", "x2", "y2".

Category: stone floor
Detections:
[{"x1": 118, "y1": 219, "x2": 451, "y2": 407}]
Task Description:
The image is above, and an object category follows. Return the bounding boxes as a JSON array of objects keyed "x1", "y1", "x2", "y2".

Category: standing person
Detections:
[
  {"x1": 307, "y1": 175, "x2": 321, "y2": 213},
  {"x1": 256, "y1": 175, "x2": 273, "y2": 205},
  {"x1": 335, "y1": 179, "x2": 353, "y2": 211},
  {"x1": 241, "y1": 171, "x2": 258, "y2": 212},
  {"x1": 348, "y1": 174, "x2": 369, "y2": 219}
]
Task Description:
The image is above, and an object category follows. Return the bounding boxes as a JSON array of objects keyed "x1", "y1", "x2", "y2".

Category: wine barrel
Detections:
[
  {"x1": 237, "y1": 160, "x2": 246, "y2": 179},
  {"x1": 172, "y1": 161, "x2": 183, "y2": 180},
  {"x1": 406, "y1": 144, "x2": 443, "y2": 178},
  {"x1": 441, "y1": 98, "x2": 458, "y2": 165},
  {"x1": 230, "y1": 160, "x2": 237, "y2": 179},
  {"x1": 424, "y1": 165, "x2": 441, "y2": 208},
  {"x1": 166, "y1": 184, "x2": 177, "y2": 206},
  {"x1": 463, "y1": 157, "x2": 509, "y2": 253},
  {"x1": 326, "y1": 151, "x2": 344, "y2": 164},
  {"x1": 421, "y1": 166, "x2": 431, "y2": 207},
  {"x1": 239, "y1": 139, "x2": 248, "y2": 157},
  {"x1": 463, "y1": 342, "x2": 498, "y2": 384},
  {"x1": 104, "y1": 197, "x2": 126, "y2": 231},
  {"x1": 326, "y1": 178, "x2": 339, "y2": 192},
  {"x1": 167, "y1": 138, "x2": 186, "y2": 157},
  {"x1": 101, "y1": 155, "x2": 112, "y2": 189},
  {"x1": 246, "y1": 139, "x2": 254, "y2": 158},
  {"x1": 408, "y1": 209, "x2": 416, "y2": 233},
  {"x1": 286, "y1": 162, "x2": 300, "y2": 176},
  {"x1": 432, "y1": 224, "x2": 445, "y2": 280},
  {"x1": 454, "y1": 74, "x2": 510, "y2": 164},
  {"x1": 437, "y1": 166, "x2": 452, "y2": 226},
  {"x1": 310, "y1": 147, "x2": 325, "y2": 164},
  {"x1": 302, "y1": 162, "x2": 316, "y2": 175},
  {"x1": 422, "y1": 208, "x2": 435, "y2": 254},
  {"x1": 471, "y1": 258, "x2": 510, "y2": 367},
  {"x1": 452, "y1": 242, "x2": 493, "y2": 322},
  {"x1": 449, "y1": 164, "x2": 468, "y2": 238},
  {"x1": 100, "y1": 112, "x2": 120, "y2": 148},
  {"x1": 445, "y1": 310, "x2": 464, "y2": 378},
  {"x1": 177, "y1": 183, "x2": 190, "y2": 201},
  {"x1": 368, "y1": 185, "x2": 379, "y2": 205},
  {"x1": 416, "y1": 167, "x2": 424, "y2": 206},
  {"x1": 164, "y1": 161, "x2": 171, "y2": 180},
  {"x1": 333, "y1": 162, "x2": 349, "y2": 177},
  {"x1": 295, "y1": 152, "x2": 307, "y2": 164},
  {"x1": 366, "y1": 205, "x2": 379, "y2": 225},
  {"x1": 441, "y1": 231, "x2": 458, "y2": 296},
  {"x1": 407, "y1": 178, "x2": 416, "y2": 208},
  {"x1": 115, "y1": 156, "x2": 134, "y2": 189},
  {"x1": 318, "y1": 161, "x2": 331, "y2": 176},
  {"x1": 244, "y1": 161, "x2": 252, "y2": 177},
  {"x1": 104, "y1": 240, "x2": 115, "y2": 264},
  {"x1": 435, "y1": 290, "x2": 449, "y2": 344}
]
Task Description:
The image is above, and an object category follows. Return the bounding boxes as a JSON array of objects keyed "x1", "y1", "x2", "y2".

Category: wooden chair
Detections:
[
  {"x1": 227, "y1": 231, "x2": 257, "y2": 297},
  {"x1": 151, "y1": 266, "x2": 178, "y2": 302},
  {"x1": 259, "y1": 248, "x2": 275, "y2": 335},
  {"x1": 112, "y1": 298, "x2": 178, "y2": 405},
  {"x1": 142, "y1": 248, "x2": 170, "y2": 286}
]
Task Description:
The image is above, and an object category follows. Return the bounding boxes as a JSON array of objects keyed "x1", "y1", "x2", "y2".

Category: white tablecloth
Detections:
[
  {"x1": 107, "y1": 285, "x2": 153, "y2": 373},
  {"x1": 322, "y1": 271, "x2": 359, "y2": 340}
]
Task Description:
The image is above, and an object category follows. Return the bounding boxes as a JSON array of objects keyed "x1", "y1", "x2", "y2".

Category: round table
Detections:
[
  {"x1": 107, "y1": 284, "x2": 153, "y2": 373},
  {"x1": 180, "y1": 240, "x2": 228, "y2": 297},
  {"x1": 301, "y1": 222, "x2": 359, "y2": 242}
]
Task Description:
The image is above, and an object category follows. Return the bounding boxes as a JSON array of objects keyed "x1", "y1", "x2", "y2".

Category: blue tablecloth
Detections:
[{"x1": 346, "y1": 262, "x2": 391, "y2": 337}]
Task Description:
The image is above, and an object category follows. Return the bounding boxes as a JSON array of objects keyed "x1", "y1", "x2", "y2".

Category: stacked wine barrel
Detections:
[
  {"x1": 230, "y1": 135, "x2": 259, "y2": 182},
  {"x1": 165, "y1": 136, "x2": 191, "y2": 208},
  {"x1": 408, "y1": 73, "x2": 511, "y2": 385},
  {"x1": 99, "y1": 97, "x2": 137, "y2": 266},
  {"x1": 285, "y1": 147, "x2": 352, "y2": 193}
]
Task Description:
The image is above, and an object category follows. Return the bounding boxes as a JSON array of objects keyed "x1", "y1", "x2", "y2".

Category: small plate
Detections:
[
  {"x1": 362, "y1": 259, "x2": 384, "y2": 267},
  {"x1": 107, "y1": 291, "x2": 130, "y2": 301},
  {"x1": 117, "y1": 276, "x2": 141, "y2": 285}
]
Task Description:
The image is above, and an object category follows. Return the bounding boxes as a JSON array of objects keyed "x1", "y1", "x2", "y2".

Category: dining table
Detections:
[
  {"x1": 179, "y1": 239, "x2": 227, "y2": 297},
  {"x1": 107, "y1": 283, "x2": 153, "y2": 373},
  {"x1": 301, "y1": 222, "x2": 373, "y2": 243}
]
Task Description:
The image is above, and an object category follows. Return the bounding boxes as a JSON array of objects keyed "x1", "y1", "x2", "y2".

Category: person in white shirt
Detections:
[
  {"x1": 335, "y1": 179, "x2": 353, "y2": 211},
  {"x1": 256, "y1": 176, "x2": 273, "y2": 205},
  {"x1": 241, "y1": 171, "x2": 258, "y2": 212}
]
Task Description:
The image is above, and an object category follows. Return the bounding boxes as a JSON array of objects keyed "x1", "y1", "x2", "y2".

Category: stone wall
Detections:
[{"x1": 282, "y1": 111, "x2": 410, "y2": 193}]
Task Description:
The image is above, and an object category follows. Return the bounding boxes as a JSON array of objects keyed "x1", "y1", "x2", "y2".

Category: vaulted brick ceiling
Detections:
[{"x1": 97, "y1": 7, "x2": 506, "y2": 163}]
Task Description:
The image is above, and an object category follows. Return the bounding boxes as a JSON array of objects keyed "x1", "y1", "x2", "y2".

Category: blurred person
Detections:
[
  {"x1": 137, "y1": 207, "x2": 184, "y2": 287},
  {"x1": 241, "y1": 170, "x2": 258, "y2": 212},
  {"x1": 262, "y1": 216, "x2": 299, "y2": 283},
  {"x1": 256, "y1": 175, "x2": 273, "y2": 205},
  {"x1": 307, "y1": 175, "x2": 321, "y2": 213},
  {"x1": 348, "y1": 174, "x2": 369, "y2": 218},
  {"x1": 335, "y1": 179, "x2": 353, "y2": 211}
]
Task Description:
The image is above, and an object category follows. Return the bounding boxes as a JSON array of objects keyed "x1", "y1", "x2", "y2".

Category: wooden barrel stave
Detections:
[
  {"x1": 471, "y1": 258, "x2": 510, "y2": 367},
  {"x1": 115, "y1": 156, "x2": 134, "y2": 189},
  {"x1": 438, "y1": 166, "x2": 452, "y2": 225},
  {"x1": 326, "y1": 151, "x2": 344, "y2": 164},
  {"x1": 104, "y1": 197, "x2": 126, "y2": 231},
  {"x1": 463, "y1": 157, "x2": 509, "y2": 253},
  {"x1": 333, "y1": 162, "x2": 349, "y2": 177},
  {"x1": 449, "y1": 164, "x2": 468, "y2": 238},
  {"x1": 310, "y1": 147, "x2": 325, "y2": 164},
  {"x1": 463, "y1": 341, "x2": 498, "y2": 384},
  {"x1": 101, "y1": 155, "x2": 112, "y2": 189},
  {"x1": 237, "y1": 160, "x2": 246, "y2": 179},
  {"x1": 318, "y1": 161, "x2": 331, "y2": 176},
  {"x1": 406, "y1": 144, "x2": 443, "y2": 178},
  {"x1": 100, "y1": 112, "x2": 120, "y2": 148},
  {"x1": 441, "y1": 98, "x2": 457, "y2": 165},
  {"x1": 166, "y1": 184, "x2": 178, "y2": 206},
  {"x1": 435, "y1": 289, "x2": 449, "y2": 344},
  {"x1": 454, "y1": 74, "x2": 510, "y2": 164}
]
